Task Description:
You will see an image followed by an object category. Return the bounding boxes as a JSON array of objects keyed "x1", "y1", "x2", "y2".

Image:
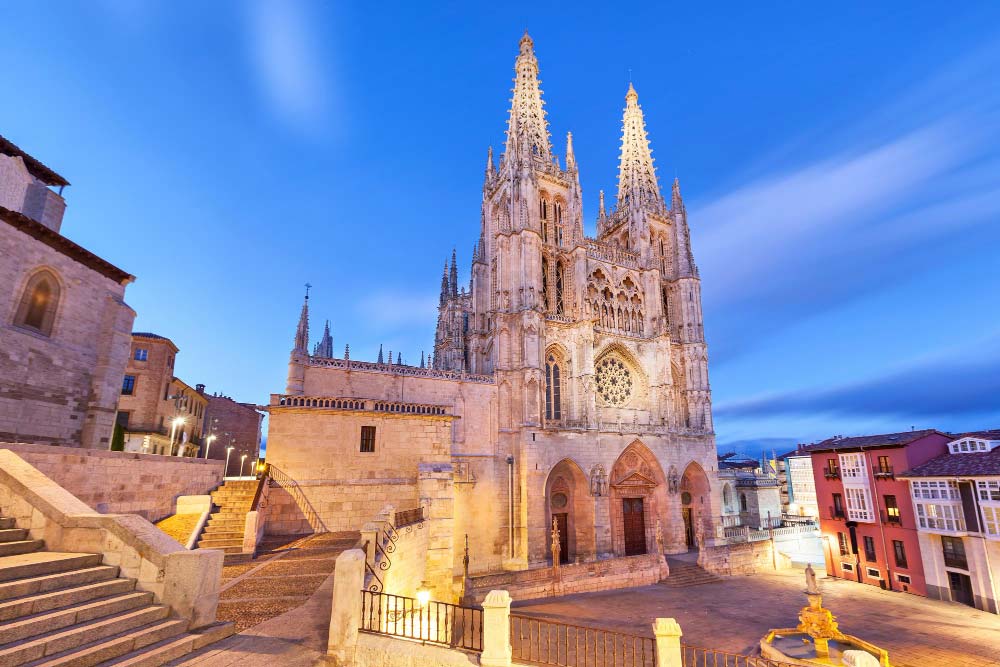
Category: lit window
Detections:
[
  {"x1": 885, "y1": 495, "x2": 901, "y2": 524},
  {"x1": 14, "y1": 270, "x2": 61, "y2": 336},
  {"x1": 121, "y1": 375, "x2": 136, "y2": 395}
]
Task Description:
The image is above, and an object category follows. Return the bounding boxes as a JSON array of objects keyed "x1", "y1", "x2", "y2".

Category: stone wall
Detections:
[
  {"x1": 699, "y1": 539, "x2": 791, "y2": 576},
  {"x1": 200, "y1": 392, "x2": 263, "y2": 473},
  {"x1": 0, "y1": 214, "x2": 134, "y2": 449},
  {"x1": 0, "y1": 442, "x2": 223, "y2": 521},
  {"x1": 464, "y1": 553, "x2": 666, "y2": 604}
]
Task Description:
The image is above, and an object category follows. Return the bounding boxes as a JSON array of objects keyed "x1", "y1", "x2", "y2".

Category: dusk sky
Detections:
[{"x1": 4, "y1": 2, "x2": 999, "y2": 453}]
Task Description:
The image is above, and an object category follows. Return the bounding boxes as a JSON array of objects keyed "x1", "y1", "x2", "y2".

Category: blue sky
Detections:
[{"x1": 4, "y1": 2, "x2": 999, "y2": 454}]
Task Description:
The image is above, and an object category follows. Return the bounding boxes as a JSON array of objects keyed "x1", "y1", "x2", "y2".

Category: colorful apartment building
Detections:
[
  {"x1": 899, "y1": 431, "x2": 1000, "y2": 613},
  {"x1": 807, "y1": 430, "x2": 952, "y2": 596}
]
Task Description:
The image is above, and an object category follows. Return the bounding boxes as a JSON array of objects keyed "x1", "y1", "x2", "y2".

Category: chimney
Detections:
[{"x1": 195, "y1": 384, "x2": 206, "y2": 394}]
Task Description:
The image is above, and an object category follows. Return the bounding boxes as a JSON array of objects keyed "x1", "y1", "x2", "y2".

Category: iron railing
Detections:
[
  {"x1": 510, "y1": 615, "x2": 656, "y2": 667},
  {"x1": 681, "y1": 645, "x2": 801, "y2": 667},
  {"x1": 360, "y1": 590, "x2": 483, "y2": 652},
  {"x1": 394, "y1": 507, "x2": 424, "y2": 528}
]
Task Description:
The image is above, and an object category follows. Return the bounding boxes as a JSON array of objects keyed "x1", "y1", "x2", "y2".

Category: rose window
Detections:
[{"x1": 595, "y1": 357, "x2": 633, "y2": 406}]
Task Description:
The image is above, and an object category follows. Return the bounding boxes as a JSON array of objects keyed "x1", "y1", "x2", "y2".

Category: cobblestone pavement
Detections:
[{"x1": 512, "y1": 567, "x2": 1000, "y2": 667}]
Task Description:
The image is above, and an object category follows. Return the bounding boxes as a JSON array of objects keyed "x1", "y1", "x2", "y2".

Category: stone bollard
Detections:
[
  {"x1": 653, "y1": 618, "x2": 683, "y2": 667},
  {"x1": 328, "y1": 549, "x2": 366, "y2": 666},
  {"x1": 480, "y1": 589, "x2": 512, "y2": 667}
]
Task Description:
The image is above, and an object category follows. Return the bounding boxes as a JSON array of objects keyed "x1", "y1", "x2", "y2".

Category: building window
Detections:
[
  {"x1": 115, "y1": 411, "x2": 130, "y2": 428},
  {"x1": 359, "y1": 426, "x2": 376, "y2": 453},
  {"x1": 121, "y1": 375, "x2": 136, "y2": 395},
  {"x1": 875, "y1": 455, "x2": 893, "y2": 476},
  {"x1": 898, "y1": 573, "x2": 911, "y2": 585},
  {"x1": 541, "y1": 258, "x2": 548, "y2": 310},
  {"x1": 912, "y1": 480, "x2": 960, "y2": 500},
  {"x1": 825, "y1": 458, "x2": 840, "y2": 478},
  {"x1": 845, "y1": 486, "x2": 875, "y2": 522},
  {"x1": 841, "y1": 562, "x2": 854, "y2": 572},
  {"x1": 740, "y1": 493, "x2": 748, "y2": 513},
  {"x1": 545, "y1": 355, "x2": 561, "y2": 421},
  {"x1": 982, "y1": 506, "x2": 1000, "y2": 537},
  {"x1": 837, "y1": 532, "x2": 849, "y2": 556},
  {"x1": 838, "y1": 453, "x2": 866, "y2": 481},
  {"x1": 863, "y1": 535, "x2": 876, "y2": 562},
  {"x1": 915, "y1": 502, "x2": 965, "y2": 532},
  {"x1": 832, "y1": 493, "x2": 845, "y2": 518},
  {"x1": 134, "y1": 348, "x2": 148, "y2": 361},
  {"x1": 555, "y1": 261, "x2": 564, "y2": 314},
  {"x1": 977, "y1": 480, "x2": 1000, "y2": 502},
  {"x1": 893, "y1": 540, "x2": 907, "y2": 568},
  {"x1": 866, "y1": 567, "x2": 881, "y2": 579},
  {"x1": 885, "y1": 495, "x2": 901, "y2": 524},
  {"x1": 941, "y1": 536, "x2": 967, "y2": 569},
  {"x1": 14, "y1": 270, "x2": 61, "y2": 336}
]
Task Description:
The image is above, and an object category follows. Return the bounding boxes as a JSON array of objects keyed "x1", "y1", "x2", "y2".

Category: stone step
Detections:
[
  {"x1": 0, "y1": 520, "x2": 14, "y2": 531},
  {"x1": 0, "y1": 577, "x2": 136, "y2": 622},
  {"x1": 222, "y1": 552, "x2": 253, "y2": 565},
  {"x1": 0, "y1": 540, "x2": 43, "y2": 558},
  {"x1": 209, "y1": 546, "x2": 244, "y2": 555},
  {"x1": 101, "y1": 620, "x2": 235, "y2": 667},
  {"x1": 197, "y1": 539, "x2": 243, "y2": 550},
  {"x1": 199, "y1": 530, "x2": 243, "y2": 540},
  {"x1": 0, "y1": 566, "x2": 119, "y2": 603},
  {"x1": 0, "y1": 553, "x2": 104, "y2": 584},
  {"x1": 0, "y1": 591, "x2": 155, "y2": 645},
  {"x1": 205, "y1": 520, "x2": 244, "y2": 531},
  {"x1": 0, "y1": 530, "x2": 27, "y2": 545},
  {"x1": 0, "y1": 605, "x2": 172, "y2": 666}
]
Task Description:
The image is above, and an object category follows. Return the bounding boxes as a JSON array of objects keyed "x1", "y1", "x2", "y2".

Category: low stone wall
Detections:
[
  {"x1": 699, "y1": 540, "x2": 792, "y2": 576},
  {"x1": 0, "y1": 442, "x2": 224, "y2": 521},
  {"x1": 465, "y1": 553, "x2": 666, "y2": 605},
  {"x1": 0, "y1": 449, "x2": 222, "y2": 628},
  {"x1": 355, "y1": 632, "x2": 481, "y2": 667}
]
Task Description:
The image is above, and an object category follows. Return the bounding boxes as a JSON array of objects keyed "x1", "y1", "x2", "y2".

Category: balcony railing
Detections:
[
  {"x1": 829, "y1": 505, "x2": 846, "y2": 520},
  {"x1": 823, "y1": 468, "x2": 841, "y2": 480},
  {"x1": 874, "y1": 466, "x2": 894, "y2": 479}
]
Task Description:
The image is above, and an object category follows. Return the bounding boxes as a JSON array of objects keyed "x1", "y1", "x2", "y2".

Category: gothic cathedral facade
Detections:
[{"x1": 266, "y1": 33, "x2": 719, "y2": 587}]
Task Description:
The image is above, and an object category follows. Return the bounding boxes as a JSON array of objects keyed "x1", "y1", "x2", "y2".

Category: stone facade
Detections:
[
  {"x1": 0, "y1": 441, "x2": 224, "y2": 521},
  {"x1": 0, "y1": 137, "x2": 134, "y2": 450},
  {"x1": 266, "y1": 34, "x2": 720, "y2": 588},
  {"x1": 117, "y1": 332, "x2": 206, "y2": 456}
]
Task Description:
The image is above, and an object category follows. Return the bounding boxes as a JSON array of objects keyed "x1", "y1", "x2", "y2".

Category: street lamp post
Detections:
[
  {"x1": 169, "y1": 417, "x2": 186, "y2": 456},
  {"x1": 225, "y1": 446, "x2": 235, "y2": 478},
  {"x1": 240, "y1": 454, "x2": 248, "y2": 478},
  {"x1": 205, "y1": 434, "x2": 217, "y2": 459}
]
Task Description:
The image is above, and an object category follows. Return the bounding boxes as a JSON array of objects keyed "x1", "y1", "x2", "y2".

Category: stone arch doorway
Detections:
[
  {"x1": 680, "y1": 461, "x2": 712, "y2": 551},
  {"x1": 544, "y1": 459, "x2": 592, "y2": 564},
  {"x1": 609, "y1": 441, "x2": 668, "y2": 557}
]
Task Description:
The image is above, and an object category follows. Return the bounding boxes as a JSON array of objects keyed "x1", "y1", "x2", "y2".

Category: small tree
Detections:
[{"x1": 110, "y1": 423, "x2": 125, "y2": 451}]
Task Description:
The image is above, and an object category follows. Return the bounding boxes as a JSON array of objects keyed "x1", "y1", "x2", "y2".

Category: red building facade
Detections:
[{"x1": 808, "y1": 430, "x2": 951, "y2": 596}]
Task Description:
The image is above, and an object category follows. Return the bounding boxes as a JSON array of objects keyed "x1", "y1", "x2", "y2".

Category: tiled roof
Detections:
[
  {"x1": 951, "y1": 429, "x2": 1000, "y2": 441},
  {"x1": 132, "y1": 332, "x2": 169, "y2": 340},
  {"x1": 802, "y1": 429, "x2": 949, "y2": 453},
  {"x1": 0, "y1": 135, "x2": 69, "y2": 187},
  {"x1": 0, "y1": 205, "x2": 132, "y2": 284},
  {"x1": 900, "y1": 449, "x2": 1000, "y2": 478}
]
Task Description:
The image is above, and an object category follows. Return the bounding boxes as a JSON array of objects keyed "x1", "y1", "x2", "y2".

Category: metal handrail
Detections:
[
  {"x1": 360, "y1": 590, "x2": 483, "y2": 652},
  {"x1": 681, "y1": 644, "x2": 801, "y2": 667},
  {"x1": 510, "y1": 614, "x2": 656, "y2": 667},
  {"x1": 249, "y1": 463, "x2": 270, "y2": 512}
]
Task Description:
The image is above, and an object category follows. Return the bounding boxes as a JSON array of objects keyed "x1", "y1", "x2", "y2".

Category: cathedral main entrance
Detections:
[{"x1": 622, "y1": 498, "x2": 647, "y2": 556}]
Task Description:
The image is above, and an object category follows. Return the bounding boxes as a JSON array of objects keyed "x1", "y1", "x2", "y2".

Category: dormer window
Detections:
[{"x1": 949, "y1": 438, "x2": 996, "y2": 454}]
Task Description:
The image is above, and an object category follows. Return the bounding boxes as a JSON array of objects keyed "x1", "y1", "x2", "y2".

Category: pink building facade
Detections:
[{"x1": 808, "y1": 430, "x2": 951, "y2": 597}]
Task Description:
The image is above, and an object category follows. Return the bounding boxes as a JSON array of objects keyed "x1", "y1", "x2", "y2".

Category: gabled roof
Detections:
[
  {"x1": 0, "y1": 135, "x2": 69, "y2": 187},
  {"x1": 900, "y1": 449, "x2": 1000, "y2": 478},
  {"x1": 1, "y1": 205, "x2": 132, "y2": 285},
  {"x1": 802, "y1": 429, "x2": 950, "y2": 454},
  {"x1": 950, "y1": 429, "x2": 1000, "y2": 442}
]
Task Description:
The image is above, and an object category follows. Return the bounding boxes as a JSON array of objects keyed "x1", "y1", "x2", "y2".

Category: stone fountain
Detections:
[{"x1": 760, "y1": 565, "x2": 891, "y2": 666}]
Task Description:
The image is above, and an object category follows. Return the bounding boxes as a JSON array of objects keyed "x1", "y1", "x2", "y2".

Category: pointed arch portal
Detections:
[{"x1": 609, "y1": 441, "x2": 668, "y2": 557}]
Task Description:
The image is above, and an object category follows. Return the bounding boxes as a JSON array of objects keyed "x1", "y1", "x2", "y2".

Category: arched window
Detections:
[
  {"x1": 541, "y1": 257, "x2": 549, "y2": 311},
  {"x1": 555, "y1": 261, "x2": 564, "y2": 315},
  {"x1": 14, "y1": 270, "x2": 60, "y2": 336},
  {"x1": 740, "y1": 493, "x2": 748, "y2": 513},
  {"x1": 545, "y1": 354, "x2": 561, "y2": 420},
  {"x1": 723, "y1": 484, "x2": 733, "y2": 511}
]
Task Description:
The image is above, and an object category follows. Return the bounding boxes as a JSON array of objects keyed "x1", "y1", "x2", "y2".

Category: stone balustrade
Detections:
[
  {"x1": 271, "y1": 395, "x2": 450, "y2": 416},
  {"x1": 586, "y1": 238, "x2": 641, "y2": 269},
  {"x1": 307, "y1": 356, "x2": 496, "y2": 384}
]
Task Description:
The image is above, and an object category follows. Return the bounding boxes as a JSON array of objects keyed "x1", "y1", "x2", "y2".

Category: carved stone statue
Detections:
[
  {"x1": 589, "y1": 465, "x2": 608, "y2": 497},
  {"x1": 805, "y1": 563, "x2": 819, "y2": 595},
  {"x1": 551, "y1": 516, "x2": 561, "y2": 566}
]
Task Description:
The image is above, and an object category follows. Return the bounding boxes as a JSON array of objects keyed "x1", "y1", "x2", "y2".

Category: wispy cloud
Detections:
[
  {"x1": 244, "y1": 0, "x2": 333, "y2": 133},
  {"x1": 715, "y1": 332, "x2": 1000, "y2": 422},
  {"x1": 692, "y1": 44, "x2": 1000, "y2": 362}
]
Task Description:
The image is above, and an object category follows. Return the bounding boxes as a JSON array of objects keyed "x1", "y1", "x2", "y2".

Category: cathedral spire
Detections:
[
  {"x1": 292, "y1": 284, "x2": 310, "y2": 354},
  {"x1": 565, "y1": 132, "x2": 576, "y2": 171},
  {"x1": 440, "y1": 260, "x2": 449, "y2": 304},
  {"x1": 377, "y1": 344, "x2": 384, "y2": 364},
  {"x1": 449, "y1": 249, "x2": 458, "y2": 297},
  {"x1": 312, "y1": 319, "x2": 333, "y2": 358},
  {"x1": 505, "y1": 31, "x2": 551, "y2": 162},
  {"x1": 671, "y1": 177, "x2": 685, "y2": 213},
  {"x1": 616, "y1": 83, "x2": 662, "y2": 210},
  {"x1": 485, "y1": 145, "x2": 495, "y2": 180}
]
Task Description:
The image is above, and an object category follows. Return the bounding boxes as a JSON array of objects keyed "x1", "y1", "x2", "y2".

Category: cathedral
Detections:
[{"x1": 265, "y1": 33, "x2": 719, "y2": 596}]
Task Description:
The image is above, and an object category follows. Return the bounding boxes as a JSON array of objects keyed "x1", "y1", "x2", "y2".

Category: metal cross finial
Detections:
[{"x1": 304, "y1": 282, "x2": 312, "y2": 299}]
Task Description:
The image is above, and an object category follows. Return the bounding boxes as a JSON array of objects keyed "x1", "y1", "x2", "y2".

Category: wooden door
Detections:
[
  {"x1": 623, "y1": 498, "x2": 647, "y2": 556},
  {"x1": 554, "y1": 513, "x2": 569, "y2": 564},
  {"x1": 682, "y1": 507, "x2": 694, "y2": 548},
  {"x1": 948, "y1": 572, "x2": 974, "y2": 607}
]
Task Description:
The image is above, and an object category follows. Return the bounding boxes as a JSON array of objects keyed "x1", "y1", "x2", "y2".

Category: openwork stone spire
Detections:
[
  {"x1": 616, "y1": 83, "x2": 662, "y2": 210},
  {"x1": 505, "y1": 31, "x2": 551, "y2": 161},
  {"x1": 312, "y1": 320, "x2": 333, "y2": 358},
  {"x1": 292, "y1": 285, "x2": 310, "y2": 354}
]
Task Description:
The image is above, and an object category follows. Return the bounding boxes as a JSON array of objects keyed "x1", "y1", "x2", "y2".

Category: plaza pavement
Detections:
[{"x1": 512, "y1": 566, "x2": 1000, "y2": 667}]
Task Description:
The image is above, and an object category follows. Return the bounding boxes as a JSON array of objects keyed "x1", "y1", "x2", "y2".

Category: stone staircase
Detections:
[
  {"x1": 197, "y1": 480, "x2": 258, "y2": 562},
  {"x1": 0, "y1": 511, "x2": 232, "y2": 666},
  {"x1": 661, "y1": 556, "x2": 722, "y2": 588}
]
